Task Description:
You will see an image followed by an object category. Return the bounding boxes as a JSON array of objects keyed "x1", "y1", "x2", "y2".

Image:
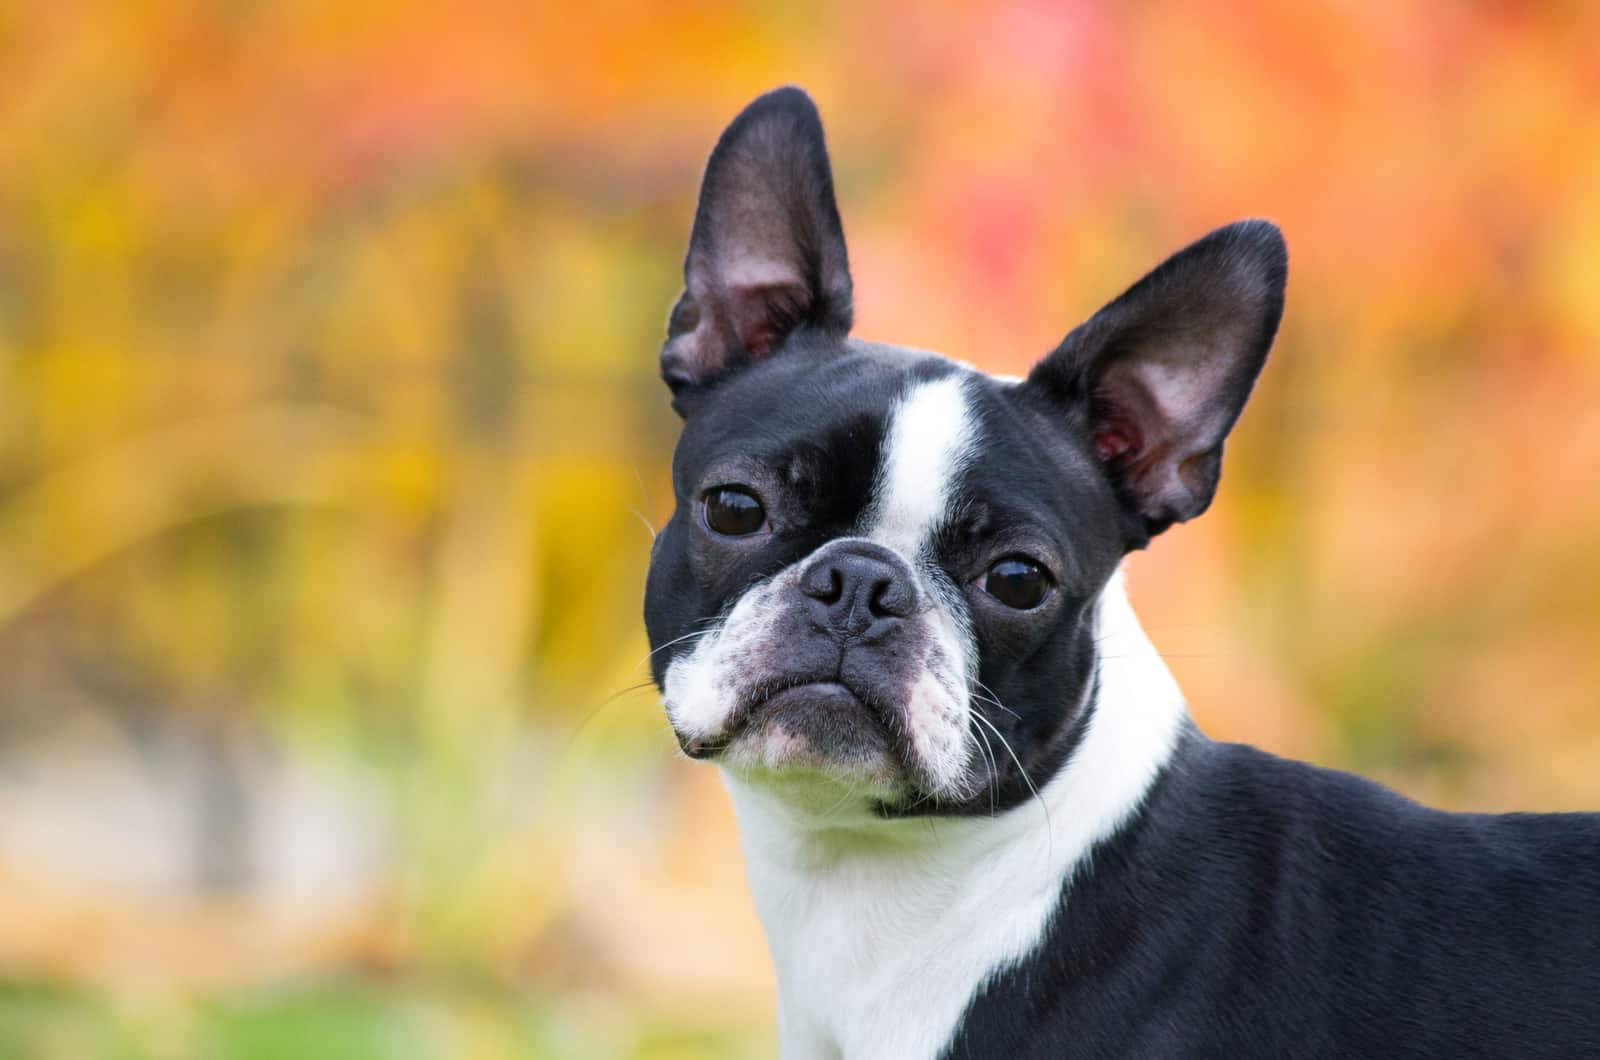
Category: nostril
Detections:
[
  {"x1": 802, "y1": 562, "x2": 844, "y2": 604},
  {"x1": 869, "y1": 576, "x2": 914, "y2": 618}
]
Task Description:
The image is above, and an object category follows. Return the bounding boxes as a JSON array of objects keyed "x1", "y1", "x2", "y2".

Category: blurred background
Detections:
[{"x1": 1, "y1": 2, "x2": 1598, "y2": 1056}]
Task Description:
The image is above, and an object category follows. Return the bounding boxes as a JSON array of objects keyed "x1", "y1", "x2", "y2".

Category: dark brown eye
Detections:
[
  {"x1": 703, "y1": 487, "x2": 767, "y2": 536},
  {"x1": 982, "y1": 557, "x2": 1052, "y2": 610}
]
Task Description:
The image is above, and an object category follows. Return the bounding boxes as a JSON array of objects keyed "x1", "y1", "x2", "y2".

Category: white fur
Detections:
[
  {"x1": 662, "y1": 570, "x2": 794, "y2": 743},
  {"x1": 864, "y1": 375, "x2": 976, "y2": 558},
  {"x1": 724, "y1": 570, "x2": 1186, "y2": 1059}
]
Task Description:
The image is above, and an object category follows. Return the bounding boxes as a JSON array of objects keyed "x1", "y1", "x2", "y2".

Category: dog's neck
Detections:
[{"x1": 721, "y1": 567, "x2": 1188, "y2": 1059}]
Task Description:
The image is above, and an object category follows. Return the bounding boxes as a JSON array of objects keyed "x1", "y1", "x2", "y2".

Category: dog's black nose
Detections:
[{"x1": 800, "y1": 541, "x2": 917, "y2": 635}]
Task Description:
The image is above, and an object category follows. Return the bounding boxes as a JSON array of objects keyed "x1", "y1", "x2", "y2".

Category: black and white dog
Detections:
[{"x1": 643, "y1": 87, "x2": 1600, "y2": 1058}]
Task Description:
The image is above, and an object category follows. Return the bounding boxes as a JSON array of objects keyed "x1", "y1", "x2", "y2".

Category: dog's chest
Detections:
[{"x1": 745, "y1": 835, "x2": 1067, "y2": 1059}]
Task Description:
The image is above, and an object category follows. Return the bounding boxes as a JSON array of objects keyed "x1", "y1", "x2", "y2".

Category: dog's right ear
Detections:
[{"x1": 660, "y1": 86, "x2": 853, "y2": 417}]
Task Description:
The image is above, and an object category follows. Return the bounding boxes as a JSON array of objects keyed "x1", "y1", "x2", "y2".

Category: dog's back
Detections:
[{"x1": 949, "y1": 731, "x2": 1600, "y2": 1058}]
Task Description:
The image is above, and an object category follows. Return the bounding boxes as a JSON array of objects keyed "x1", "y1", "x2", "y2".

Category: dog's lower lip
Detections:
[
  {"x1": 757, "y1": 680, "x2": 854, "y2": 708},
  {"x1": 679, "y1": 683, "x2": 862, "y2": 759},
  {"x1": 745, "y1": 680, "x2": 885, "y2": 732},
  {"x1": 681, "y1": 735, "x2": 726, "y2": 758},
  {"x1": 733, "y1": 679, "x2": 899, "y2": 779}
]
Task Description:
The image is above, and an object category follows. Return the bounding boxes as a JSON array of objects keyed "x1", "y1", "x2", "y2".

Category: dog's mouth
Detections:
[{"x1": 684, "y1": 678, "x2": 903, "y2": 783}]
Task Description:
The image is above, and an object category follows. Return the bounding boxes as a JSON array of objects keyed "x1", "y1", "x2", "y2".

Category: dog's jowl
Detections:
[{"x1": 642, "y1": 87, "x2": 1600, "y2": 1059}]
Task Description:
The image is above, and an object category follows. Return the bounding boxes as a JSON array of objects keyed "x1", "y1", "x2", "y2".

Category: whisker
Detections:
[
  {"x1": 972, "y1": 679, "x2": 1022, "y2": 719},
  {"x1": 598, "y1": 679, "x2": 658, "y2": 706},
  {"x1": 635, "y1": 625, "x2": 717, "y2": 669},
  {"x1": 969, "y1": 718, "x2": 999, "y2": 816},
  {"x1": 820, "y1": 775, "x2": 864, "y2": 820},
  {"x1": 627, "y1": 507, "x2": 659, "y2": 543},
  {"x1": 970, "y1": 709, "x2": 1053, "y2": 850},
  {"x1": 628, "y1": 458, "x2": 657, "y2": 510},
  {"x1": 556, "y1": 681, "x2": 665, "y2": 763}
]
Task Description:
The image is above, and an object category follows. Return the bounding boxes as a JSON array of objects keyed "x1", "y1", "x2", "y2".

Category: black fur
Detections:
[{"x1": 946, "y1": 728, "x2": 1600, "y2": 1058}]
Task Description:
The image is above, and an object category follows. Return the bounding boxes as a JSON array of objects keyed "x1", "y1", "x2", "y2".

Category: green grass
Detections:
[{"x1": 0, "y1": 980, "x2": 771, "y2": 1060}]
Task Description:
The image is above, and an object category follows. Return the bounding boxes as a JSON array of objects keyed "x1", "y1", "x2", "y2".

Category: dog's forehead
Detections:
[{"x1": 673, "y1": 340, "x2": 938, "y2": 483}]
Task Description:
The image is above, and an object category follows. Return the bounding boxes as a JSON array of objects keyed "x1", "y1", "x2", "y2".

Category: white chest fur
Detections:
[{"x1": 722, "y1": 570, "x2": 1187, "y2": 1059}]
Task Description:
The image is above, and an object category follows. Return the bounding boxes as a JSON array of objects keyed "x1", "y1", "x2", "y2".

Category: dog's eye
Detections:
[
  {"x1": 703, "y1": 487, "x2": 767, "y2": 536},
  {"x1": 982, "y1": 557, "x2": 1052, "y2": 610}
]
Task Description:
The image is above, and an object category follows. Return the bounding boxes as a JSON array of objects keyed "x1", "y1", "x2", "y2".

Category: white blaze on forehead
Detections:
[{"x1": 866, "y1": 375, "x2": 977, "y2": 556}]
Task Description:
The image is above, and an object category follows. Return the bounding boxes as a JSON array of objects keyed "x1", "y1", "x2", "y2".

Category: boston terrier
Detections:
[{"x1": 642, "y1": 87, "x2": 1600, "y2": 1058}]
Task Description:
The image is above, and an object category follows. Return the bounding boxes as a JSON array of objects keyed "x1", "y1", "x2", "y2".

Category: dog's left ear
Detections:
[
  {"x1": 1027, "y1": 220, "x2": 1287, "y2": 544},
  {"x1": 660, "y1": 86, "x2": 853, "y2": 416}
]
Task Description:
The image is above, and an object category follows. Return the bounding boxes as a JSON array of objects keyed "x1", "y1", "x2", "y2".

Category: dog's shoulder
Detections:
[{"x1": 946, "y1": 735, "x2": 1600, "y2": 1059}]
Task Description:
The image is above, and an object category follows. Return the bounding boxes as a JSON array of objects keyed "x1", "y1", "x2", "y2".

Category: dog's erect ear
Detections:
[
  {"x1": 1028, "y1": 220, "x2": 1287, "y2": 543},
  {"x1": 660, "y1": 86, "x2": 853, "y2": 416}
]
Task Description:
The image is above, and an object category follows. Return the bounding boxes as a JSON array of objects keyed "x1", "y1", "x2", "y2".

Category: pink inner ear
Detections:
[
  {"x1": 1093, "y1": 429, "x2": 1135, "y2": 463},
  {"x1": 1091, "y1": 397, "x2": 1145, "y2": 464},
  {"x1": 1090, "y1": 368, "x2": 1164, "y2": 467},
  {"x1": 728, "y1": 278, "x2": 809, "y2": 359}
]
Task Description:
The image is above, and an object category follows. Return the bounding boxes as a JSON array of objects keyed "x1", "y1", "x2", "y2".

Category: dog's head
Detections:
[{"x1": 644, "y1": 88, "x2": 1286, "y2": 817}]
